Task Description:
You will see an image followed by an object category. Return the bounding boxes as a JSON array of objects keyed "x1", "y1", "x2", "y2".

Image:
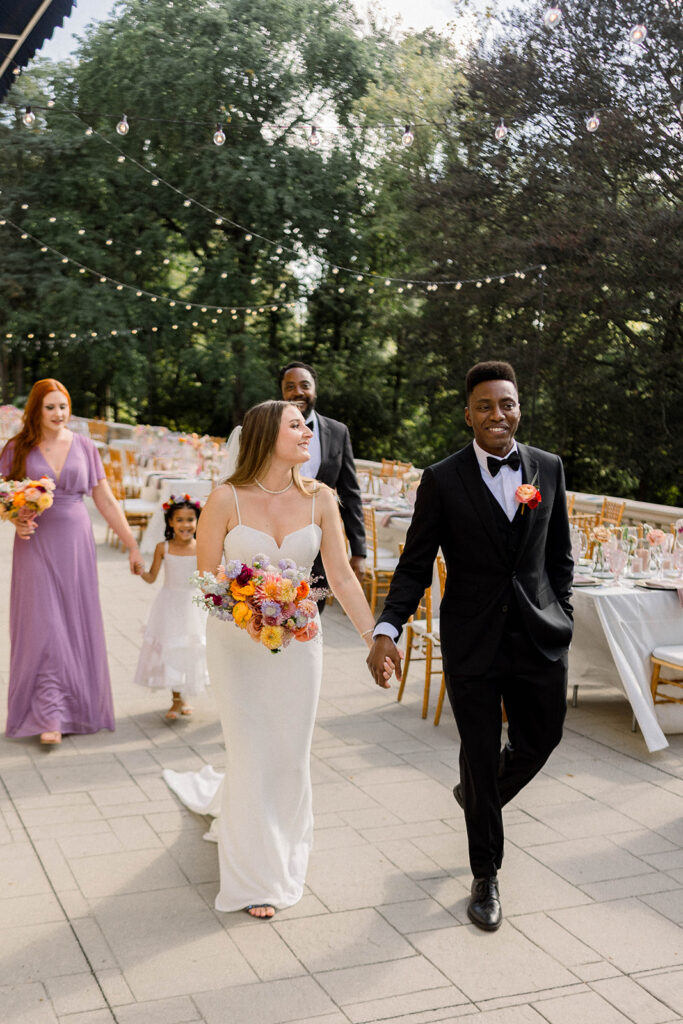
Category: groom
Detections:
[{"x1": 367, "y1": 361, "x2": 573, "y2": 931}]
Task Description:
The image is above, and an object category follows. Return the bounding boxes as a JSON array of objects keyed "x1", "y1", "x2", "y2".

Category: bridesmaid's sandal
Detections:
[
  {"x1": 180, "y1": 705, "x2": 193, "y2": 716},
  {"x1": 246, "y1": 904, "x2": 276, "y2": 919},
  {"x1": 40, "y1": 731, "x2": 62, "y2": 746}
]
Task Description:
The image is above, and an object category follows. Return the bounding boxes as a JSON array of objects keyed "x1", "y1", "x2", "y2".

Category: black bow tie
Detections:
[
  {"x1": 305, "y1": 420, "x2": 314, "y2": 430},
  {"x1": 487, "y1": 451, "x2": 521, "y2": 477}
]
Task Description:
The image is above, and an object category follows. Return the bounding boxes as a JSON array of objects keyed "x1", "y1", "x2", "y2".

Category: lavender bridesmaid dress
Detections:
[{"x1": 0, "y1": 434, "x2": 115, "y2": 737}]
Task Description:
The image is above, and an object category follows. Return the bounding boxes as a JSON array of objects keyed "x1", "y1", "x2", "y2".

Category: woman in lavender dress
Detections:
[{"x1": 0, "y1": 379, "x2": 144, "y2": 746}]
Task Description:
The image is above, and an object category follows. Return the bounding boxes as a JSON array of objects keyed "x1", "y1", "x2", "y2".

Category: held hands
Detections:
[
  {"x1": 367, "y1": 634, "x2": 403, "y2": 689},
  {"x1": 128, "y1": 548, "x2": 145, "y2": 575},
  {"x1": 349, "y1": 555, "x2": 366, "y2": 584}
]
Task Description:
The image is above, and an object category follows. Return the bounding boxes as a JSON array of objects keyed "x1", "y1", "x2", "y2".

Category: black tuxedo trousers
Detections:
[{"x1": 446, "y1": 625, "x2": 567, "y2": 878}]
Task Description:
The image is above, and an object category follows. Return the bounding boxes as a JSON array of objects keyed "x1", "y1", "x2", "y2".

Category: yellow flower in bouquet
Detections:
[
  {"x1": 261, "y1": 625, "x2": 285, "y2": 651},
  {"x1": 37, "y1": 492, "x2": 53, "y2": 511},
  {"x1": 276, "y1": 577, "x2": 297, "y2": 604},
  {"x1": 232, "y1": 601, "x2": 253, "y2": 627}
]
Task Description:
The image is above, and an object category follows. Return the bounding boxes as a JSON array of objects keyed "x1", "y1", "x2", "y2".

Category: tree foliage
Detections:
[{"x1": 1, "y1": 0, "x2": 681, "y2": 504}]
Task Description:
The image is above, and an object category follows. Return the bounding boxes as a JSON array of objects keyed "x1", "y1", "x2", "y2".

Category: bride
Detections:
[{"x1": 164, "y1": 400, "x2": 392, "y2": 919}]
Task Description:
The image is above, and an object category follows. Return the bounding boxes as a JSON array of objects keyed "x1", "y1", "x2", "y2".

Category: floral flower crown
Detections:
[{"x1": 162, "y1": 493, "x2": 202, "y2": 512}]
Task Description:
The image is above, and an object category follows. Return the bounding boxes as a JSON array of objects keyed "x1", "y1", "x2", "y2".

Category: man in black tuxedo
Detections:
[
  {"x1": 279, "y1": 362, "x2": 366, "y2": 603},
  {"x1": 367, "y1": 361, "x2": 573, "y2": 931}
]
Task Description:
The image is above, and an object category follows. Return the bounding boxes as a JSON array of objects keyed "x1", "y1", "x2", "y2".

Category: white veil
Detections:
[{"x1": 217, "y1": 425, "x2": 242, "y2": 483}]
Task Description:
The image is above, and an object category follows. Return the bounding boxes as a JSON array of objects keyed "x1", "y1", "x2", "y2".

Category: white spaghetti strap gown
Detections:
[{"x1": 163, "y1": 485, "x2": 322, "y2": 911}]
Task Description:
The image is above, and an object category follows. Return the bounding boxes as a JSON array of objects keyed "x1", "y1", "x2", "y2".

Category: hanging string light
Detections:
[
  {"x1": 585, "y1": 112, "x2": 600, "y2": 133},
  {"x1": 22, "y1": 106, "x2": 35, "y2": 126},
  {"x1": 308, "y1": 126, "x2": 320, "y2": 148},
  {"x1": 116, "y1": 114, "x2": 130, "y2": 136},
  {"x1": 401, "y1": 124, "x2": 415, "y2": 147},
  {"x1": 213, "y1": 124, "x2": 226, "y2": 146},
  {"x1": 629, "y1": 24, "x2": 647, "y2": 44},
  {"x1": 494, "y1": 119, "x2": 508, "y2": 141},
  {"x1": 543, "y1": 7, "x2": 562, "y2": 29}
]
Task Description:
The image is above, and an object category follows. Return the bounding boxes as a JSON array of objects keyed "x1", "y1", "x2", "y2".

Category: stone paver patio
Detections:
[{"x1": 1, "y1": 507, "x2": 683, "y2": 1023}]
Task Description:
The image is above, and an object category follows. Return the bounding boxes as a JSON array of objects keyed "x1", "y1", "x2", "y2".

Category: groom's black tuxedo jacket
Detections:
[
  {"x1": 378, "y1": 441, "x2": 574, "y2": 676},
  {"x1": 313, "y1": 413, "x2": 366, "y2": 559}
]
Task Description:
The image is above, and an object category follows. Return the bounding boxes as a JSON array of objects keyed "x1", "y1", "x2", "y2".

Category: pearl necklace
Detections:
[{"x1": 255, "y1": 476, "x2": 294, "y2": 495}]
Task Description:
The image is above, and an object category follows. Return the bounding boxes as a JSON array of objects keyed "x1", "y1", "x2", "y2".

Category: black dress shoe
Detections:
[
  {"x1": 467, "y1": 876, "x2": 502, "y2": 931},
  {"x1": 453, "y1": 783, "x2": 464, "y2": 809}
]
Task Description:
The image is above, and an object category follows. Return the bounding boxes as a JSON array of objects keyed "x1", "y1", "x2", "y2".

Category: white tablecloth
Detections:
[
  {"x1": 571, "y1": 583, "x2": 683, "y2": 751},
  {"x1": 139, "y1": 477, "x2": 213, "y2": 556}
]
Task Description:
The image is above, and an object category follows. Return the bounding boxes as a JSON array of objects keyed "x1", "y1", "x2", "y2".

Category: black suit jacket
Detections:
[
  {"x1": 313, "y1": 413, "x2": 366, "y2": 558},
  {"x1": 378, "y1": 441, "x2": 574, "y2": 675}
]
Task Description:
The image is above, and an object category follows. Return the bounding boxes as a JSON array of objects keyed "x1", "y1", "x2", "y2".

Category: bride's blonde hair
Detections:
[{"x1": 226, "y1": 400, "x2": 318, "y2": 496}]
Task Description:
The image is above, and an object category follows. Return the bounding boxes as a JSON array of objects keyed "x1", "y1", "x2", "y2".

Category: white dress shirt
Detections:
[
  {"x1": 304, "y1": 411, "x2": 321, "y2": 479},
  {"x1": 373, "y1": 439, "x2": 523, "y2": 642},
  {"x1": 472, "y1": 439, "x2": 522, "y2": 522}
]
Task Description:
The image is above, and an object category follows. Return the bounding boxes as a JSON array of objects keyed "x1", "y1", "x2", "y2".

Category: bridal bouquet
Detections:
[
  {"x1": 0, "y1": 475, "x2": 55, "y2": 523},
  {"x1": 193, "y1": 554, "x2": 320, "y2": 653}
]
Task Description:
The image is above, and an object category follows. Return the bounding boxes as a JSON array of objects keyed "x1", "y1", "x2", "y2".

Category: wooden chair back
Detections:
[
  {"x1": 88, "y1": 419, "x2": 108, "y2": 443},
  {"x1": 600, "y1": 498, "x2": 625, "y2": 527},
  {"x1": 362, "y1": 506, "x2": 380, "y2": 568}
]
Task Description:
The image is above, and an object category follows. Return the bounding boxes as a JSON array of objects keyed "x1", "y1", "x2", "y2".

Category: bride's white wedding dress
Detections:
[{"x1": 163, "y1": 486, "x2": 322, "y2": 911}]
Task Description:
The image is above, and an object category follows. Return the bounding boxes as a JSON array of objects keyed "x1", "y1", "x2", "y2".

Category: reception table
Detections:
[{"x1": 571, "y1": 581, "x2": 683, "y2": 751}]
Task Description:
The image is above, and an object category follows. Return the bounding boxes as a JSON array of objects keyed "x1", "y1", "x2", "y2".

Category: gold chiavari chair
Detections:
[
  {"x1": 396, "y1": 546, "x2": 441, "y2": 719},
  {"x1": 361, "y1": 506, "x2": 399, "y2": 613},
  {"x1": 103, "y1": 462, "x2": 157, "y2": 545},
  {"x1": 599, "y1": 498, "x2": 626, "y2": 527}
]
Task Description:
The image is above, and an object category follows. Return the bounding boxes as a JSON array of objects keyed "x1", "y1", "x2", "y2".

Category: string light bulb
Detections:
[
  {"x1": 22, "y1": 106, "x2": 35, "y2": 126},
  {"x1": 543, "y1": 7, "x2": 562, "y2": 28},
  {"x1": 629, "y1": 24, "x2": 647, "y2": 44},
  {"x1": 116, "y1": 114, "x2": 130, "y2": 136},
  {"x1": 494, "y1": 119, "x2": 508, "y2": 141},
  {"x1": 308, "y1": 126, "x2": 320, "y2": 148},
  {"x1": 586, "y1": 112, "x2": 600, "y2": 133},
  {"x1": 401, "y1": 124, "x2": 414, "y2": 147},
  {"x1": 213, "y1": 124, "x2": 226, "y2": 146}
]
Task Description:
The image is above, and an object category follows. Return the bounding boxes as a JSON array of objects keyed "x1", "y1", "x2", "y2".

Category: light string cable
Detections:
[{"x1": 64, "y1": 106, "x2": 547, "y2": 289}]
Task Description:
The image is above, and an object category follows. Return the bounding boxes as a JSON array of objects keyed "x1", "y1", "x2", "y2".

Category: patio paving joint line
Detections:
[{"x1": 0, "y1": 775, "x2": 123, "y2": 1024}]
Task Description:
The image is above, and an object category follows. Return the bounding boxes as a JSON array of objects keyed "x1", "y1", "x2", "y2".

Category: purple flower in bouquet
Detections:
[
  {"x1": 261, "y1": 599, "x2": 283, "y2": 624},
  {"x1": 252, "y1": 553, "x2": 271, "y2": 570},
  {"x1": 223, "y1": 560, "x2": 244, "y2": 579},
  {"x1": 278, "y1": 558, "x2": 297, "y2": 572}
]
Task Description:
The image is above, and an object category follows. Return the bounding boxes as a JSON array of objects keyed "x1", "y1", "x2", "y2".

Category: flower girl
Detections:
[{"x1": 134, "y1": 495, "x2": 209, "y2": 719}]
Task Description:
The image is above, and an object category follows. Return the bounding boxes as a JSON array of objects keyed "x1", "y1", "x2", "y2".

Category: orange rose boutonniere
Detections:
[{"x1": 515, "y1": 474, "x2": 541, "y2": 514}]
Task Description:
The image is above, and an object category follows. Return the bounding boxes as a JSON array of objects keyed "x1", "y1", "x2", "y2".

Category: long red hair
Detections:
[{"x1": 1, "y1": 379, "x2": 72, "y2": 480}]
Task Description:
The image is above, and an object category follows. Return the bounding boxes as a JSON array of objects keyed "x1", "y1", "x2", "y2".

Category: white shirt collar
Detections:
[{"x1": 473, "y1": 438, "x2": 520, "y2": 478}]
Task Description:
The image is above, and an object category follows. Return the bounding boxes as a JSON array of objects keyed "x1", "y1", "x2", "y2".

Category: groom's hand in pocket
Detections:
[{"x1": 367, "y1": 635, "x2": 402, "y2": 688}]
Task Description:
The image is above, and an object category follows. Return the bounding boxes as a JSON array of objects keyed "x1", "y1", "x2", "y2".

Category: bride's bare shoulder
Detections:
[{"x1": 204, "y1": 483, "x2": 236, "y2": 513}]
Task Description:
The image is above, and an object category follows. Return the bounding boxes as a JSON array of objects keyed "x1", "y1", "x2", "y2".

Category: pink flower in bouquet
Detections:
[
  {"x1": 257, "y1": 574, "x2": 283, "y2": 602},
  {"x1": 297, "y1": 598, "x2": 318, "y2": 621},
  {"x1": 246, "y1": 613, "x2": 263, "y2": 641},
  {"x1": 647, "y1": 529, "x2": 666, "y2": 545}
]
